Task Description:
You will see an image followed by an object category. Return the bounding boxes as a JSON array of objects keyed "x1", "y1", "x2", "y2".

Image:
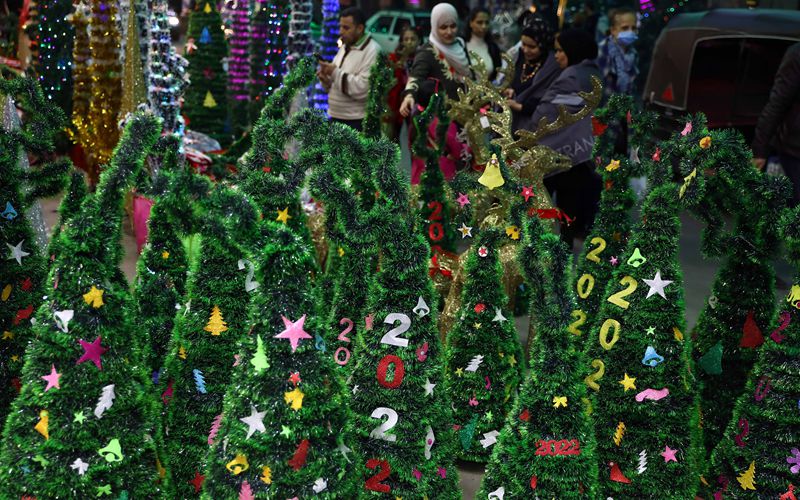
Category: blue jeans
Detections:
[{"x1": 781, "y1": 153, "x2": 800, "y2": 207}]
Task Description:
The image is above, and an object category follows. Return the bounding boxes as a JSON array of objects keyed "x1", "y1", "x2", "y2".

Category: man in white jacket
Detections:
[{"x1": 317, "y1": 7, "x2": 381, "y2": 131}]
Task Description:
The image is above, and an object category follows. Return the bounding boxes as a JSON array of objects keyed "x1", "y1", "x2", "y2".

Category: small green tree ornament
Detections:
[
  {"x1": 443, "y1": 228, "x2": 525, "y2": 462},
  {"x1": 202, "y1": 222, "x2": 358, "y2": 499},
  {"x1": 479, "y1": 218, "x2": 598, "y2": 498}
]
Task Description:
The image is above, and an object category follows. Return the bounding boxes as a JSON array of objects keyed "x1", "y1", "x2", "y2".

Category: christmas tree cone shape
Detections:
[
  {"x1": 0, "y1": 79, "x2": 70, "y2": 424},
  {"x1": 691, "y1": 171, "x2": 787, "y2": 457},
  {"x1": 160, "y1": 229, "x2": 254, "y2": 497},
  {"x1": 479, "y1": 223, "x2": 599, "y2": 498},
  {"x1": 443, "y1": 228, "x2": 525, "y2": 462},
  {"x1": 203, "y1": 222, "x2": 358, "y2": 499},
  {"x1": 47, "y1": 170, "x2": 88, "y2": 261},
  {"x1": 701, "y1": 206, "x2": 800, "y2": 499},
  {"x1": 133, "y1": 198, "x2": 189, "y2": 382},
  {"x1": 572, "y1": 156, "x2": 637, "y2": 339},
  {"x1": 584, "y1": 183, "x2": 702, "y2": 498},
  {"x1": 0, "y1": 113, "x2": 166, "y2": 498},
  {"x1": 184, "y1": 0, "x2": 230, "y2": 145},
  {"x1": 349, "y1": 225, "x2": 461, "y2": 499}
]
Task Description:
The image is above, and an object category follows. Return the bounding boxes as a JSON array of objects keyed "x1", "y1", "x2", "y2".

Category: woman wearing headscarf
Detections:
[
  {"x1": 400, "y1": 3, "x2": 475, "y2": 183},
  {"x1": 504, "y1": 14, "x2": 561, "y2": 134},
  {"x1": 533, "y1": 29, "x2": 603, "y2": 249}
]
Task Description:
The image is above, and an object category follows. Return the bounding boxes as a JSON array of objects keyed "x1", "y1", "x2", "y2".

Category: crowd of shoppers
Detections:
[{"x1": 317, "y1": 2, "x2": 641, "y2": 248}]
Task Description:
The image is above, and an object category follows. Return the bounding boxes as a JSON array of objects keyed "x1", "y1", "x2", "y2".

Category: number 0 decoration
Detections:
[
  {"x1": 333, "y1": 318, "x2": 353, "y2": 366},
  {"x1": 366, "y1": 306, "x2": 431, "y2": 491}
]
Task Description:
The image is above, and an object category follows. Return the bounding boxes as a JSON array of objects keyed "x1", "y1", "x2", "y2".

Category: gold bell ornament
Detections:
[{"x1": 478, "y1": 154, "x2": 505, "y2": 190}]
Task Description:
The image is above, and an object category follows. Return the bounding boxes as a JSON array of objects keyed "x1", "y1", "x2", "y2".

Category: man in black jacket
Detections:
[{"x1": 753, "y1": 42, "x2": 800, "y2": 206}]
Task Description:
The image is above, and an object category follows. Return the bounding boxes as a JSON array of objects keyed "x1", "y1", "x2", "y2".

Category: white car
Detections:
[{"x1": 366, "y1": 10, "x2": 431, "y2": 53}]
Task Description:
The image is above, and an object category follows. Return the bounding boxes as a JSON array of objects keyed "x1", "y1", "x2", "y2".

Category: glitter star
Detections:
[
  {"x1": 276, "y1": 207, "x2": 291, "y2": 224},
  {"x1": 661, "y1": 445, "x2": 678, "y2": 463},
  {"x1": 619, "y1": 373, "x2": 637, "y2": 392},
  {"x1": 643, "y1": 271, "x2": 674, "y2": 299},
  {"x1": 521, "y1": 186, "x2": 535, "y2": 202},
  {"x1": 458, "y1": 223, "x2": 473, "y2": 238},
  {"x1": 646, "y1": 326, "x2": 656, "y2": 335},
  {"x1": 274, "y1": 315, "x2": 312, "y2": 353},
  {"x1": 6, "y1": 241, "x2": 30, "y2": 265},
  {"x1": 76, "y1": 336, "x2": 108, "y2": 370},
  {"x1": 456, "y1": 193, "x2": 470, "y2": 207},
  {"x1": 239, "y1": 405, "x2": 267, "y2": 439},
  {"x1": 41, "y1": 364, "x2": 61, "y2": 392},
  {"x1": 424, "y1": 378, "x2": 436, "y2": 396}
]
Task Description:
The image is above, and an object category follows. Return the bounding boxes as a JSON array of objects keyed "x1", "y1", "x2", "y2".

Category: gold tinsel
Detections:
[
  {"x1": 448, "y1": 53, "x2": 514, "y2": 165},
  {"x1": 72, "y1": 0, "x2": 122, "y2": 171},
  {"x1": 67, "y1": 1, "x2": 91, "y2": 144},
  {"x1": 119, "y1": 6, "x2": 147, "y2": 121},
  {"x1": 306, "y1": 207, "x2": 329, "y2": 271}
]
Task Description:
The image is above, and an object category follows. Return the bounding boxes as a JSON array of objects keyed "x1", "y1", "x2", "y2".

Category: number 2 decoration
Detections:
[
  {"x1": 535, "y1": 439, "x2": 582, "y2": 456},
  {"x1": 365, "y1": 308, "x2": 428, "y2": 491},
  {"x1": 333, "y1": 318, "x2": 353, "y2": 366},
  {"x1": 427, "y1": 201, "x2": 445, "y2": 245}
]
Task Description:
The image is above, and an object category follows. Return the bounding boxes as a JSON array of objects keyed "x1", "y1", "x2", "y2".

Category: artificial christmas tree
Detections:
[
  {"x1": 222, "y1": 0, "x2": 251, "y2": 135},
  {"x1": 47, "y1": 170, "x2": 88, "y2": 261},
  {"x1": 132, "y1": 139, "x2": 202, "y2": 381},
  {"x1": 677, "y1": 121, "x2": 790, "y2": 456},
  {"x1": 184, "y1": 1, "x2": 230, "y2": 145},
  {"x1": 573, "y1": 96, "x2": 654, "y2": 342},
  {"x1": 248, "y1": 0, "x2": 289, "y2": 121},
  {"x1": 443, "y1": 228, "x2": 525, "y2": 462},
  {"x1": 0, "y1": 77, "x2": 70, "y2": 423},
  {"x1": 701, "y1": 206, "x2": 800, "y2": 499},
  {"x1": 119, "y1": 4, "x2": 147, "y2": 120},
  {"x1": 307, "y1": 118, "x2": 461, "y2": 498},
  {"x1": 159, "y1": 185, "x2": 259, "y2": 498},
  {"x1": 29, "y1": 0, "x2": 74, "y2": 115},
  {"x1": 0, "y1": 112, "x2": 166, "y2": 498},
  {"x1": 584, "y1": 183, "x2": 702, "y2": 498},
  {"x1": 148, "y1": 0, "x2": 189, "y2": 135},
  {"x1": 413, "y1": 93, "x2": 457, "y2": 255},
  {"x1": 203, "y1": 221, "x2": 358, "y2": 498},
  {"x1": 361, "y1": 52, "x2": 393, "y2": 140},
  {"x1": 67, "y1": 0, "x2": 90, "y2": 139},
  {"x1": 479, "y1": 219, "x2": 598, "y2": 498}
]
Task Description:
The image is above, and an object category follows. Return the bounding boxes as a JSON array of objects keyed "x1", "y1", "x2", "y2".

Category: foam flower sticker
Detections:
[
  {"x1": 477, "y1": 246, "x2": 489, "y2": 258},
  {"x1": 505, "y1": 226, "x2": 520, "y2": 240},
  {"x1": 605, "y1": 159, "x2": 621, "y2": 172},
  {"x1": 82, "y1": 286, "x2": 104, "y2": 308},
  {"x1": 699, "y1": 136, "x2": 712, "y2": 149}
]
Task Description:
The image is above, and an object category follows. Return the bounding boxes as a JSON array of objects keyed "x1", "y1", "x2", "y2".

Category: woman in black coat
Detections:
[
  {"x1": 504, "y1": 16, "x2": 561, "y2": 134},
  {"x1": 534, "y1": 29, "x2": 603, "y2": 249}
]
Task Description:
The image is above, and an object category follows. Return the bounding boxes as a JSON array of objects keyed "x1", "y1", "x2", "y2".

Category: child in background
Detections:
[{"x1": 596, "y1": 7, "x2": 639, "y2": 100}]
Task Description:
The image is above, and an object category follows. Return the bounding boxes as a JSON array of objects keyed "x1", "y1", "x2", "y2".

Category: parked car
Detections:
[
  {"x1": 366, "y1": 10, "x2": 431, "y2": 53},
  {"x1": 643, "y1": 9, "x2": 800, "y2": 140}
]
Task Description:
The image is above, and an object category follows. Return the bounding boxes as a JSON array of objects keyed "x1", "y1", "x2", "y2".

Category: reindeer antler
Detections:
[{"x1": 494, "y1": 75, "x2": 603, "y2": 162}]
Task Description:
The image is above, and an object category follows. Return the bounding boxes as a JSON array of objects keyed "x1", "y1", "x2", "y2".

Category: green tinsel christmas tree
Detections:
[
  {"x1": 701, "y1": 206, "x2": 800, "y2": 499},
  {"x1": 184, "y1": 0, "x2": 230, "y2": 145},
  {"x1": 584, "y1": 183, "x2": 702, "y2": 498},
  {"x1": 573, "y1": 95, "x2": 654, "y2": 338},
  {"x1": 443, "y1": 228, "x2": 525, "y2": 462},
  {"x1": 158, "y1": 183, "x2": 259, "y2": 498},
  {"x1": 413, "y1": 93, "x2": 457, "y2": 255},
  {"x1": 478, "y1": 218, "x2": 598, "y2": 498},
  {"x1": 203, "y1": 221, "x2": 358, "y2": 498},
  {"x1": 0, "y1": 112, "x2": 167, "y2": 498},
  {"x1": 0, "y1": 76, "x2": 70, "y2": 423},
  {"x1": 307, "y1": 119, "x2": 462, "y2": 498}
]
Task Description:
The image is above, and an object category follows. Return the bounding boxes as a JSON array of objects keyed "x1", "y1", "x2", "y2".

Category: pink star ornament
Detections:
[
  {"x1": 41, "y1": 365, "x2": 61, "y2": 392},
  {"x1": 661, "y1": 445, "x2": 678, "y2": 463},
  {"x1": 274, "y1": 315, "x2": 312, "y2": 353},
  {"x1": 76, "y1": 336, "x2": 108, "y2": 370}
]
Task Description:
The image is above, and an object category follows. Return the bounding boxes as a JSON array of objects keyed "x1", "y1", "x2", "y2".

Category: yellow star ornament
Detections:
[
  {"x1": 276, "y1": 207, "x2": 291, "y2": 225},
  {"x1": 619, "y1": 373, "x2": 637, "y2": 392},
  {"x1": 82, "y1": 286, "x2": 105, "y2": 308},
  {"x1": 284, "y1": 387, "x2": 304, "y2": 411}
]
